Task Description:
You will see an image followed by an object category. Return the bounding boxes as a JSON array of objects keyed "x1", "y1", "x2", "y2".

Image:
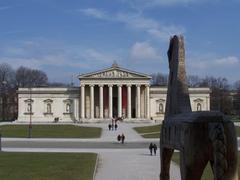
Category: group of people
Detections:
[
  {"x1": 108, "y1": 123, "x2": 118, "y2": 131},
  {"x1": 149, "y1": 143, "x2": 157, "y2": 156},
  {"x1": 108, "y1": 117, "x2": 121, "y2": 131},
  {"x1": 117, "y1": 133, "x2": 125, "y2": 144}
]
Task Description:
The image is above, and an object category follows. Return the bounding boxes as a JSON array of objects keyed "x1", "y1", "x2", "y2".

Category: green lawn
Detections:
[
  {"x1": 0, "y1": 152, "x2": 97, "y2": 180},
  {"x1": 0, "y1": 125, "x2": 102, "y2": 138},
  {"x1": 235, "y1": 126, "x2": 240, "y2": 137},
  {"x1": 230, "y1": 115, "x2": 240, "y2": 122},
  {"x1": 133, "y1": 124, "x2": 161, "y2": 138},
  {"x1": 171, "y1": 152, "x2": 240, "y2": 180}
]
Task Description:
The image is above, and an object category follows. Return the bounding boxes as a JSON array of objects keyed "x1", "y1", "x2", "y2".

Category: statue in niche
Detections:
[
  {"x1": 66, "y1": 103, "x2": 71, "y2": 113},
  {"x1": 27, "y1": 103, "x2": 32, "y2": 113},
  {"x1": 160, "y1": 35, "x2": 238, "y2": 180},
  {"x1": 47, "y1": 103, "x2": 51, "y2": 113}
]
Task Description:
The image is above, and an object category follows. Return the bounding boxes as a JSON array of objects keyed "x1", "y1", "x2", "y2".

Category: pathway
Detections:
[
  {"x1": 79, "y1": 122, "x2": 181, "y2": 180},
  {"x1": 1, "y1": 122, "x2": 181, "y2": 179}
]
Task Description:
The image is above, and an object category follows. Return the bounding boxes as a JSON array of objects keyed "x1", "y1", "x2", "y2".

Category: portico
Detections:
[{"x1": 79, "y1": 63, "x2": 151, "y2": 120}]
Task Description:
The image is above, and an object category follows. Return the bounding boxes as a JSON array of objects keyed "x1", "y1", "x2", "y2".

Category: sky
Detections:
[{"x1": 0, "y1": 0, "x2": 240, "y2": 85}]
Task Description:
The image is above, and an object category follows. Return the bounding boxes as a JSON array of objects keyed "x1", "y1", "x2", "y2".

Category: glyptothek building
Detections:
[{"x1": 17, "y1": 63, "x2": 210, "y2": 123}]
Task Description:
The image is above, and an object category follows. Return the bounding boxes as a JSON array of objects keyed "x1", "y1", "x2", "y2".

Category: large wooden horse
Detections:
[{"x1": 160, "y1": 35, "x2": 238, "y2": 180}]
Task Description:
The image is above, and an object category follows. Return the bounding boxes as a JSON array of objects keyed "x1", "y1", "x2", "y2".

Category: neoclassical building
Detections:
[{"x1": 17, "y1": 64, "x2": 210, "y2": 123}]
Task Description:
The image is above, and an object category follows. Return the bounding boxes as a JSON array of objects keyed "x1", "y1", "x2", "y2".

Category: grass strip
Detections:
[
  {"x1": 0, "y1": 125, "x2": 102, "y2": 138},
  {"x1": 0, "y1": 152, "x2": 97, "y2": 180}
]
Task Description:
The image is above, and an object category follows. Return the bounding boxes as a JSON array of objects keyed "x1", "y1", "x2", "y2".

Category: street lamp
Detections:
[{"x1": 28, "y1": 87, "x2": 32, "y2": 138}]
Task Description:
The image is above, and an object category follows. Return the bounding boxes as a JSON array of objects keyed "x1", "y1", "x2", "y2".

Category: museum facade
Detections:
[{"x1": 17, "y1": 63, "x2": 210, "y2": 122}]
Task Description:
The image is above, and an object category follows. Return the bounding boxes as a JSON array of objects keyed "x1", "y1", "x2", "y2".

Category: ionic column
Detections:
[
  {"x1": 146, "y1": 84, "x2": 150, "y2": 119},
  {"x1": 118, "y1": 84, "x2": 122, "y2": 118},
  {"x1": 80, "y1": 85, "x2": 85, "y2": 119},
  {"x1": 127, "y1": 84, "x2": 131, "y2": 119},
  {"x1": 108, "y1": 85, "x2": 113, "y2": 118},
  {"x1": 99, "y1": 85, "x2": 103, "y2": 119},
  {"x1": 136, "y1": 85, "x2": 141, "y2": 118},
  {"x1": 90, "y1": 85, "x2": 94, "y2": 119},
  {"x1": 74, "y1": 99, "x2": 78, "y2": 120}
]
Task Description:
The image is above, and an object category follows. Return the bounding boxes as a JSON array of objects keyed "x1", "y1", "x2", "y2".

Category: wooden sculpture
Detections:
[{"x1": 160, "y1": 35, "x2": 238, "y2": 180}]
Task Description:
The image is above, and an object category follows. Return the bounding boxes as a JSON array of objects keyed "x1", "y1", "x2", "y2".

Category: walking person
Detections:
[
  {"x1": 117, "y1": 134, "x2": 121, "y2": 143},
  {"x1": 114, "y1": 123, "x2": 118, "y2": 130},
  {"x1": 149, "y1": 143, "x2": 153, "y2": 155},
  {"x1": 108, "y1": 124, "x2": 112, "y2": 131},
  {"x1": 121, "y1": 133, "x2": 125, "y2": 144},
  {"x1": 153, "y1": 144, "x2": 157, "y2": 155}
]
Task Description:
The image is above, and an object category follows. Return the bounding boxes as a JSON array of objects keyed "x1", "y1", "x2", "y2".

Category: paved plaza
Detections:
[
  {"x1": 1, "y1": 122, "x2": 180, "y2": 179},
  {"x1": 2, "y1": 122, "x2": 240, "y2": 179}
]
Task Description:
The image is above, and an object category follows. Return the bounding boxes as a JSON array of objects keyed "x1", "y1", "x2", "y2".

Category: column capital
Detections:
[
  {"x1": 127, "y1": 84, "x2": 132, "y2": 87},
  {"x1": 80, "y1": 84, "x2": 85, "y2": 87},
  {"x1": 117, "y1": 84, "x2": 122, "y2": 87},
  {"x1": 89, "y1": 84, "x2": 95, "y2": 87},
  {"x1": 98, "y1": 84, "x2": 104, "y2": 87},
  {"x1": 136, "y1": 84, "x2": 141, "y2": 88},
  {"x1": 145, "y1": 84, "x2": 150, "y2": 87},
  {"x1": 108, "y1": 84, "x2": 113, "y2": 87}
]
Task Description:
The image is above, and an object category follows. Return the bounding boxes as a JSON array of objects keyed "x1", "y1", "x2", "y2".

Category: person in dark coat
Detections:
[
  {"x1": 121, "y1": 133, "x2": 125, "y2": 144},
  {"x1": 117, "y1": 134, "x2": 121, "y2": 142},
  {"x1": 149, "y1": 143, "x2": 153, "y2": 155},
  {"x1": 114, "y1": 123, "x2": 118, "y2": 130},
  {"x1": 108, "y1": 124, "x2": 112, "y2": 131},
  {"x1": 153, "y1": 144, "x2": 157, "y2": 155}
]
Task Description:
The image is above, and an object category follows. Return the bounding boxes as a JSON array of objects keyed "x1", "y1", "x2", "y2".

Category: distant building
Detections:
[{"x1": 17, "y1": 64, "x2": 210, "y2": 122}]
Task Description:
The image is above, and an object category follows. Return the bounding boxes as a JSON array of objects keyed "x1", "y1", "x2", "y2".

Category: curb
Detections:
[{"x1": 93, "y1": 154, "x2": 99, "y2": 180}]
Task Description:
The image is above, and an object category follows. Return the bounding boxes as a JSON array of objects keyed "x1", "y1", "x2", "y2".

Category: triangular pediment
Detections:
[
  {"x1": 193, "y1": 98, "x2": 204, "y2": 102},
  {"x1": 79, "y1": 65, "x2": 151, "y2": 79}
]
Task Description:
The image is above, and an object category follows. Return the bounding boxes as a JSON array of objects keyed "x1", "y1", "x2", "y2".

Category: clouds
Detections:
[
  {"x1": 79, "y1": 8, "x2": 185, "y2": 41},
  {"x1": 121, "y1": 0, "x2": 220, "y2": 8},
  {"x1": 130, "y1": 42, "x2": 160, "y2": 60},
  {"x1": 188, "y1": 55, "x2": 240, "y2": 69},
  {"x1": 122, "y1": 0, "x2": 191, "y2": 8},
  {"x1": 79, "y1": 8, "x2": 107, "y2": 19},
  {"x1": 214, "y1": 56, "x2": 239, "y2": 65},
  {"x1": 186, "y1": 53, "x2": 240, "y2": 82},
  {"x1": 0, "y1": 38, "x2": 123, "y2": 82}
]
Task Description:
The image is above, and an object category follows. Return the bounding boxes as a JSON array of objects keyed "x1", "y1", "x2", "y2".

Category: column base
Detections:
[{"x1": 79, "y1": 118, "x2": 152, "y2": 123}]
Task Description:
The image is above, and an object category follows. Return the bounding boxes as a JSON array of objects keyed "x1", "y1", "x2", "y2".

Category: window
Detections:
[
  {"x1": 197, "y1": 103, "x2": 202, "y2": 111},
  {"x1": 159, "y1": 103, "x2": 164, "y2": 113},
  {"x1": 47, "y1": 103, "x2": 51, "y2": 113}
]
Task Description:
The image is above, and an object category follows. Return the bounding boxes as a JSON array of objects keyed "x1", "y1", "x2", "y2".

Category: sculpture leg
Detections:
[
  {"x1": 223, "y1": 124, "x2": 238, "y2": 180},
  {"x1": 160, "y1": 147, "x2": 174, "y2": 180},
  {"x1": 180, "y1": 150, "x2": 208, "y2": 180}
]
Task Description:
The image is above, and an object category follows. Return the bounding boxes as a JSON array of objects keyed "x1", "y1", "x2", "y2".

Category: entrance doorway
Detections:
[{"x1": 113, "y1": 97, "x2": 118, "y2": 118}]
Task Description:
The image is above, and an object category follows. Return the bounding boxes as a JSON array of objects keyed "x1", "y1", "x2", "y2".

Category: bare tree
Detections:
[
  {"x1": 0, "y1": 63, "x2": 16, "y2": 121},
  {"x1": 48, "y1": 82, "x2": 67, "y2": 87},
  {"x1": 199, "y1": 76, "x2": 231, "y2": 114},
  {"x1": 0, "y1": 63, "x2": 16, "y2": 87},
  {"x1": 187, "y1": 75, "x2": 202, "y2": 87},
  {"x1": 233, "y1": 80, "x2": 240, "y2": 117},
  {"x1": 16, "y1": 66, "x2": 48, "y2": 87},
  {"x1": 151, "y1": 73, "x2": 168, "y2": 86}
]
